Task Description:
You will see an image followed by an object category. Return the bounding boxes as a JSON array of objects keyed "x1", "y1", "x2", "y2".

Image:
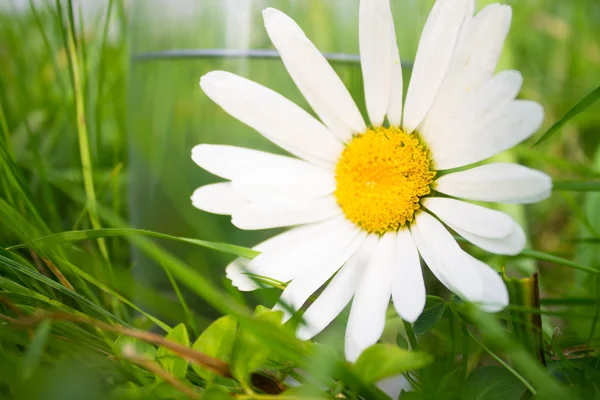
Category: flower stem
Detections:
[{"x1": 403, "y1": 320, "x2": 419, "y2": 351}]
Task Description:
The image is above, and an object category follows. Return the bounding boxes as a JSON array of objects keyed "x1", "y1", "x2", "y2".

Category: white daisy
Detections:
[{"x1": 191, "y1": 0, "x2": 552, "y2": 361}]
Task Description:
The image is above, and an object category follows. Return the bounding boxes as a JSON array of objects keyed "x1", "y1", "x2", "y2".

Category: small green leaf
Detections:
[
  {"x1": 231, "y1": 308, "x2": 284, "y2": 386},
  {"x1": 21, "y1": 318, "x2": 52, "y2": 380},
  {"x1": 396, "y1": 332, "x2": 409, "y2": 349},
  {"x1": 253, "y1": 305, "x2": 284, "y2": 323},
  {"x1": 354, "y1": 344, "x2": 433, "y2": 384},
  {"x1": 156, "y1": 323, "x2": 190, "y2": 379},
  {"x1": 151, "y1": 382, "x2": 189, "y2": 399},
  {"x1": 113, "y1": 335, "x2": 156, "y2": 361},
  {"x1": 414, "y1": 303, "x2": 446, "y2": 336},
  {"x1": 463, "y1": 366, "x2": 526, "y2": 400},
  {"x1": 192, "y1": 315, "x2": 238, "y2": 382}
]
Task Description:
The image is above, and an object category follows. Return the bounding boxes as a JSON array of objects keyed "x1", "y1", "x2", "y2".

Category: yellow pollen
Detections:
[{"x1": 335, "y1": 127, "x2": 435, "y2": 234}]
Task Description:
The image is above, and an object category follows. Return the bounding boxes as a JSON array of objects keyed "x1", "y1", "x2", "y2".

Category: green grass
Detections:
[{"x1": 1, "y1": 0, "x2": 600, "y2": 399}]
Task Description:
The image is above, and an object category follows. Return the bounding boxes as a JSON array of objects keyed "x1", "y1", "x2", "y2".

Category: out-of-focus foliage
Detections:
[{"x1": 1, "y1": 0, "x2": 600, "y2": 399}]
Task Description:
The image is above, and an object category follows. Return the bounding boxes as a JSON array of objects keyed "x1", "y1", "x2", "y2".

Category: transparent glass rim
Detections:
[{"x1": 132, "y1": 48, "x2": 413, "y2": 68}]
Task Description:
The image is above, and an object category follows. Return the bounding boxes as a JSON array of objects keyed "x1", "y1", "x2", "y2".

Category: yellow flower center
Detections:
[{"x1": 334, "y1": 127, "x2": 435, "y2": 234}]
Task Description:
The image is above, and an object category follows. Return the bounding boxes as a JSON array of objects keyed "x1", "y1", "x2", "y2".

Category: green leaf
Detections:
[
  {"x1": 113, "y1": 335, "x2": 156, "y2": 361},
  {"x1": 21, "y1": 318, "x2": 52, "y2": 380},
  {"x1": 156, "y1": 323, "x2": 190, "y2": 379},
  {"x1": 192, "y1": 315, "x2": 238, "y2": 382},
  {"x1": 534, "y1": 85, "x2": 600, "y2": 146},
  {"x1": 280, "y1": 386, "x2": 330, "y2": 399},
  {"x1": 6, "y1": 228, "x2": 259, "y2": 259},
  {"x1": 354, "y1": 344, "x2": 433, "y2": 384},
  {"x1": 231, "y1": 308, "x2": 284, "y2": 386},
  {"x1": 151, "y1": 382, "x2": 190, "y2": 399},
  {"x1": 414, "y1": 303, "x2": 446, "y2": 336},
  {"x1": 463, "y1": 366, "x2": 526, "y2": 400},
  {"x1": 395, "y1": 332, "x2": 409, "y2": 349},
  {"x1": 201, "y1": 386, "x2": 232, "y2": 399}
]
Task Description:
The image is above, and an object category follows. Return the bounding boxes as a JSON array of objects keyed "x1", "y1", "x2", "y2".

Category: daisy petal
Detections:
[
  {"x1": 360, "y1": 0, "x2": 393, "y2": 127},
  {"x1": 403, "y1": 0, "x2": 473, "y2": 133},
  {"x1": 231, "y1": 162, "x2": 335, "y2": 201},
  {"x1": 410, "y1": 212, "x2": 482, "y2": 303},
  {"x1": 424, "y1": 197, "x2": 514, "y2": 239},
  {"x1": 225, "y1": 258, "x2": 261, "y2": 292},
  {"x1": 199, "y1": 71, "x2": 343, "y2": 164},
  {"x1": 387, "y1": 22, "x2": 403, "y2": 127},
  {"x1": 297, "y1": 235, "x2": 377, "y2": 340},
  {"x1": 232, "y1": 196, "x2": 341, "y2": 230},
  {"x1": 250, "y1": 217, "x2": 359, "y2": 283},
  {"x1": 225, "y1": 224, "x2": 326, "y2": 291},
  {"x1": 454, "y1": 223, "x2": 526, "y2": 256},
  {"x1": 263, "y1": 8, "x2": 366, "y2": 141},
  {"x1": 420, "y1": 4, "x2": 512, "y2": 142},
  {"x1": 392, "y1": 230, "x2": 425, "y2": 323},
  {"x1": 191, "y1": 183, "x2": 246, "y2": 215},
  {"x1": 463, "y1": 252, "x2": 509, "y2": 312},
  {"x1": 434, "y1": 100, "x2": 544, "y2": 170},
  {"x1": 273, "y1": 232, "x2": 367, "y2": 323},
  {"x1": 192, "y1": 144, "x2": 334, "y2": 181},
  {"x1": 345, "y1": 232, "x2": 395, "y2": 362},
  {"x1": 425, "y1": 69, "x2": 522, "y2": 153},
  {"x1": 435, "y1": 163, "x2": 552, "y2": 203}
]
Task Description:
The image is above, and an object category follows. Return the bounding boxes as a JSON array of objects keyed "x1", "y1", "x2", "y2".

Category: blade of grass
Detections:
[
  {"x1": 515, "y1": 146, "x2": 600, "y2": 178},
  {"x1": 163, "y1": 267, "x2": 197, "y2": 336},
  {"x1": 27, "y1": 0, "x2": 67, "y2": 93},
  {"x1": 94, "y1": 0, "x2": 115, "y2": 156},
  {"x1": 59, "y1": 0, "x2": 111, "y2": 274},
  {"x1": 6, "y1": 228, "x2": 259, "y2": 259},
  {"x1": 0, "y1": 277, "x2": 102, "y2": 323},
  {"x1": 0, "y1": 120, "x2": 50, "y2": 233},
  {"x1": 21, "y1": 318, "x2": 52, "y2": 380},
  {"x1": 534, "y1": 86, "x2": 600, "y2": 146},
  {"x1": 517, "y1": 249, "x2": 599, "y2": 274},
  {"x1": 0, "y1": 249, "x2": 126, "y2": 325},
  {"x1": 75, "y1": 0, "x2": 89, "y2": 104},
  {"x1": 72, "y1": 162, "x2": 123, "y2": 230},
  {"x1": 53, "y1": 255, "x2": 171, "y2": 332},
  {"x1": 457, "y1": 237, "x2": 599, "y2": 274},
  {"x1": 0, "y1": 98, "x2": 13, "y2": 161},
  {"x1": 554, "y1": 180, "x2": 600, "y2": 192}
]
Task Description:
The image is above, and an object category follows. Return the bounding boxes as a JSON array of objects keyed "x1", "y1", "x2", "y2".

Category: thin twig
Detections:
[
  {"x1": 123, "y1": 354, "x2": 200, "y2": 400},
  {"x1": 530, "y1": 273, "x2": 545, "y2": 366},
  {"x1": 41, "y1": 257, "x2": 75, "y2": 291},
  {"x1": 0, "y1": 313, "x2": 20, "y2": 324}
]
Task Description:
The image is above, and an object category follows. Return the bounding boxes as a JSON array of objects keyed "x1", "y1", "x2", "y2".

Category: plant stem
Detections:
[
  {"x1": 467, "y1": 329, "x2": 537, "y2": 396},
  {"x1": 403, "y1": 320, "x2": 419, "y2": 350}
]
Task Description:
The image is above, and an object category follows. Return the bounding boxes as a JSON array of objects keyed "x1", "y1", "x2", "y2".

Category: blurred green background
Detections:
[{"x1": 1, "y1": 0, "x2": 600, "y2": 398}]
